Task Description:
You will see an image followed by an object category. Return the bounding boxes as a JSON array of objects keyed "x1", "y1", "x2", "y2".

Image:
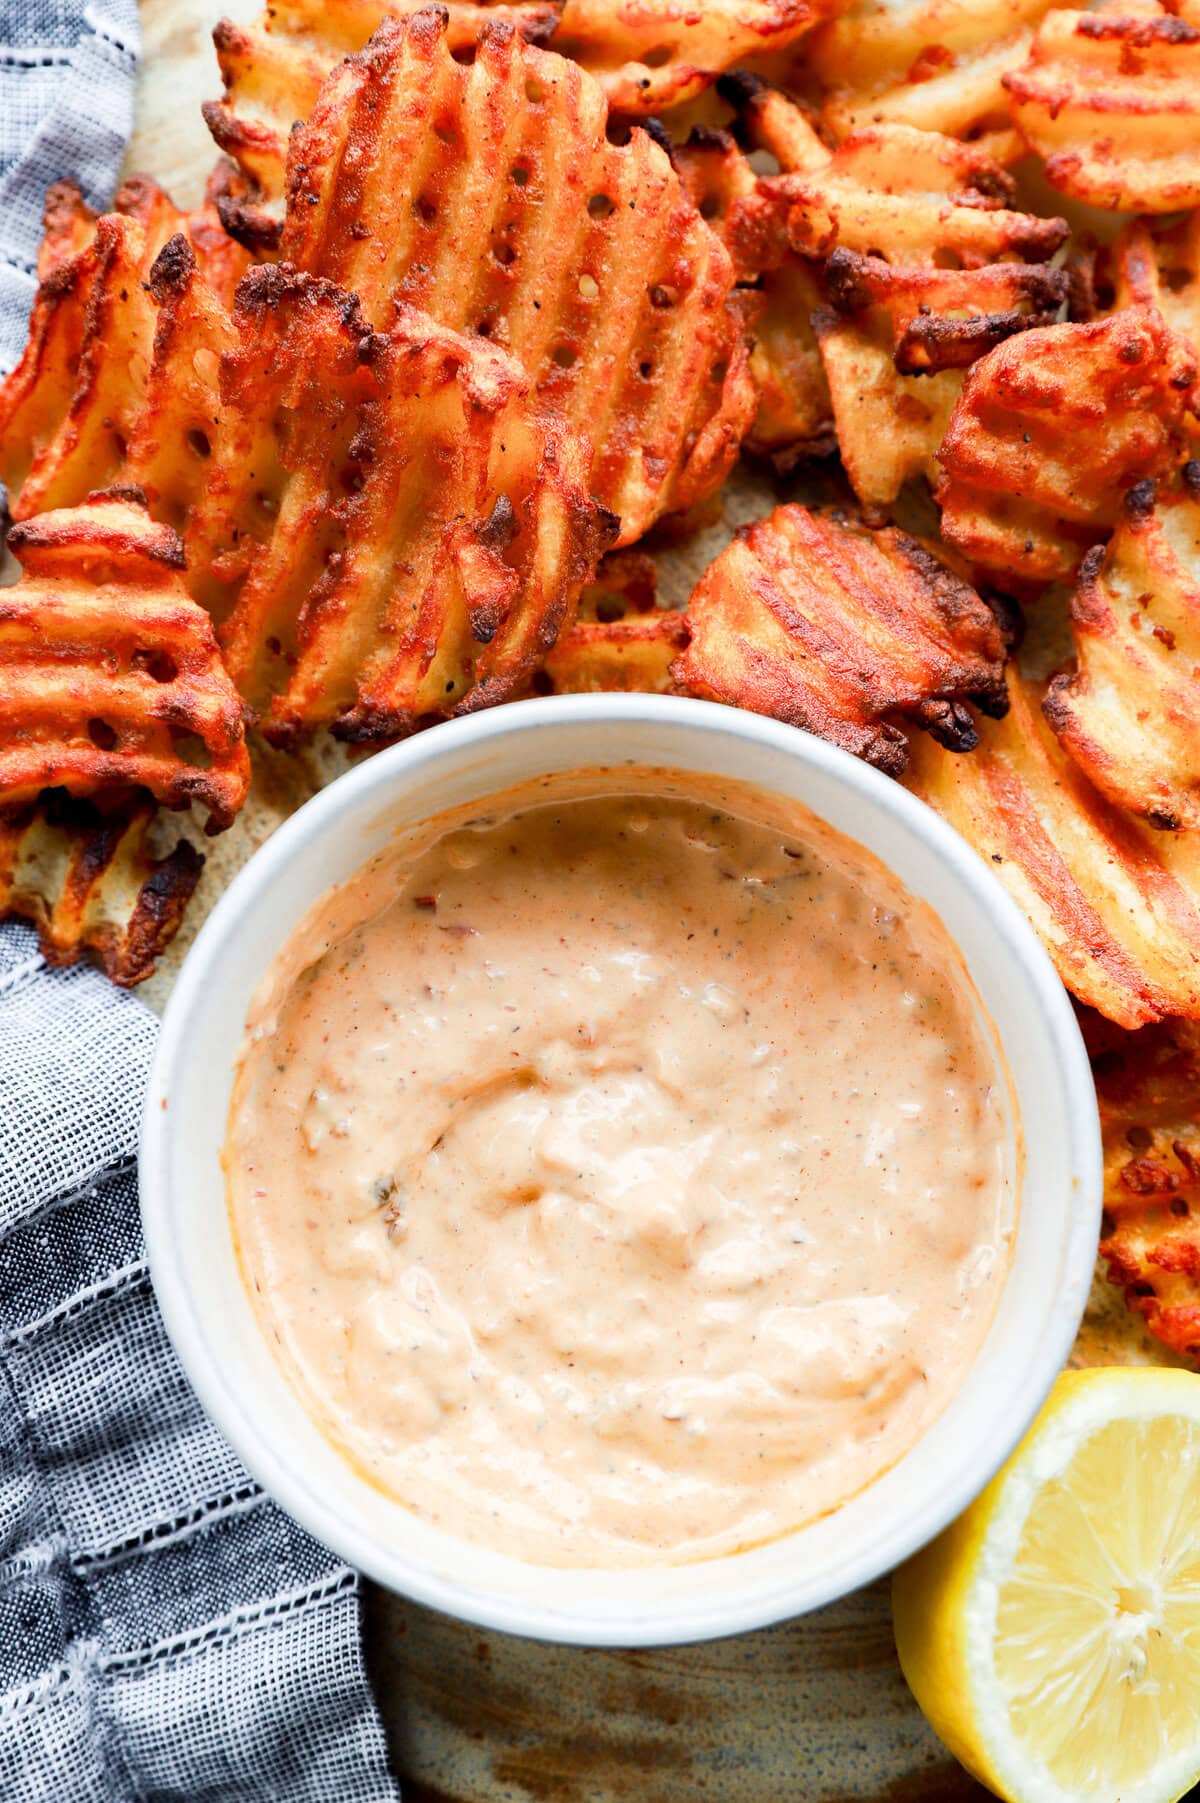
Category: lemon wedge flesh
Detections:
[{"x1": 893, "y1": 1368, "x2": 1200, "y2": 1803}]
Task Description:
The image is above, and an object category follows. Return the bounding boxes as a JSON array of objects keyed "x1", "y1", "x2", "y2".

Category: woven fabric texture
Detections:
[
  {"x1": 0, "y1": 0, "x2": 139, "y2": 372},
  {"x1": 0, "y1": 923, "x2": 401, "y2": 1800}
]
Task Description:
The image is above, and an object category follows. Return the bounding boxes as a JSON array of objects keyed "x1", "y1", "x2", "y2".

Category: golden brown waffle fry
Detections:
[
  {"x1": 122, "y1": 236, "x2": 238, "y2": 534},
  {"x1": 191, "y1": 265, "x2": 611, "y2": 745},
  {"x1": 279, "y1": 10, "x2": 756, "y2": 545},
  {"x1": 204, "y1": 0, "x2": 560, "y2": 202},
  {"x1": 937, "y1": 306, "x2": 1198, "y2": 586},
  {"x1": 674, "y1": 504, "x2": 1009, "y2": 772},
  {"x1": 0, "y1": 180, "x2": 247, "y2": 521},
  {"x1": 805, "y1": 0, "x2": 1053, "y2": 157},
  {"x1": 0, "y1": 215, "x2": 158, "y2": 521},
  {"x1": 1093, "y1": 1018, "x2": 1200, "y2": 1362},
  {"x1": 1004, "y1": 0, "x2": 1200, "y2": 213},
  {"x1": 538, "y1": 550, "x2": 687, "y2": 692},
  {"x1": 1111, "y1": 210, "x2": 1200, "y2": 361},
  {"x1": 552, "y1": 0, "x2": 834, "y2": 115},
  {"x1": 904, "y1": 667, "x2": 1200, "y2": 1027},
  {"x1": 0, "y1": 493, "x2": 250, "y2": 832},
  {"x1": 673, "y1": 120, "x2": 833, "y2": 464},
  {"x1": 824, "y1": 249, "x2": 1068, "y2": 376},
  {"x1": 1044, "y1": 471, "x2": 1200, "y2": 831},
  {"x1": 762, "y1": 126, "x2": 1068, "y2": 512},
  {"x1": 0, "y1": 791, "x2": 203, "y2": 986}
]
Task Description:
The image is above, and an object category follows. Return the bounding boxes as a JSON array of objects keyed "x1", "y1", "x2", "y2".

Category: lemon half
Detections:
[{"x1": 893, "y1": 1369, "x2": 1200, "y2": 1803}]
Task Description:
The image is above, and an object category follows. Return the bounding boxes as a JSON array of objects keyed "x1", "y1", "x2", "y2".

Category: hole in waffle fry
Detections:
[
  {"x1": 587, "y1": 192, "x2": 614, "y2": 217},
  {"x1": 169, "y1": 730, "x2": 213, "y2": 770},
  {"x1": 87, "y1": 718, "x2": 118, "y2": 751},
  {"x1": 578, "y1": 274, "x2": 599, "y2": 300},
  {"x1": 525, "y1": 77, "x2": 545, "y2": 102},
  {"x1": 131, "y1": 648, "x2": 178, "y2": 684},
  {"x1": 512, "y1": 165, "x2": 530, "y2": 188},
  {"x1": 186, "y1": 428, "x2": 211, "y2": 459},
  {"x1": 493, "y1": 243, "x2": 516, "y2": 267},
  {"x1": 551, "y1": 345, "x2": 576, "y2": 368}
]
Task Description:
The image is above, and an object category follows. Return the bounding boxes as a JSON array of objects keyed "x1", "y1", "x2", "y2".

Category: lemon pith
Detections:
[{"x1": 893, "y1": 1369, "x2": 1200, "y2": 1803}]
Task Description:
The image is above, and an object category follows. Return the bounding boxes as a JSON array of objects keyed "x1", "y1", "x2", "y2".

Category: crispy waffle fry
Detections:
[
  {"x1": 937, "y1": 306, "x2": 1198, "y2": 586},
  {"x1": 674, "y1": 503, "x2": 1009, "y2": 771},
  {"x1": 1004, "y1": 0, "x2": 1200, "y2": 213},
  {"x1": 204, "y1": 0, "x2": 560, "y2": 202},
  {"x1": 0, "y1": 180, "x2": 247, "y2": 521},
  {"x1": 191, "y1": 265, "x2": 611, "y2": 744},
  {"x1": 1044, "y1": 471, "x2": 1200, "y2": 830},
  {"x1": 0, "y1": 493, "x2": 250, "y2": 832},
  {"x1": 824, "y1": 249, "x2": 1067, "y2": 376},
  {"x1": 1093, "y1": 1018, "x2": 1200, "y2": 1361},
  {"x1": 772, "y1": 124, "x2": 1068, "y2": 266},
  {"x1": 904, "y1": 667, "x2": 1200, "y2": 1027},
  {"x1": 538, "y1": 549, "x2": 687, "y2": 691},
  {"x1": 552, "y1": 0, "x2": 834, "y2": 115},
  {"x1": 1112, "y1": 210, "x2": 1200, "y2": 361},
  {"x1": 280, "y1": 10, "x2": 756, "y2": 544},
  {"x1": 805, "y1": 0, "x2": 1053, "y2": 157},
  {"x1": 0, "y1": 791, "x2": 203, "y2": 986},
  {"x1": 764, "y1": 126, "x2": 1068, "y2": 512},
  {"x1": 673, "y1": 120, "x2": 833, "y2": 463}
]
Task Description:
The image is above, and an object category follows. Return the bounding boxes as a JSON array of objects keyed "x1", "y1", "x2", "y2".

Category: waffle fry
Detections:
[
  {"x1": 0, "y1": 792, "x2": 203, "y2": 986},
  {"x1": 937, "y1": 307, "x2": 1198, "y2": 586},
  {"x1": 280, "y1": 10, "x2": 756, "y2": 544},
  {"x1": 1005, "y1": 0, "x2": 1200, "y2": 213},
  {"x1": 674, "y1": 504, "x2": 1009, "y2": 771},
  {"x1": 204, "y1": 0, "x2": 560, "y2": 202},
  {"x1": 0, "y1": 179, "x2": 246, "y2": 522},
  {"x1": 191, "y1": 265, "x2": 611, "y2": 744},
  {"x1": 805, "y1": 0, "x2": 1053, "y2": 157},
  {"x1": 552, "y1": 0, "x2": 833, "y2": 115},
  {"x1": 1044, "y1": 472, "x2": 1200, "y2": 830},
  {"x1": 763, "y1": 125, "x2": 1068, "y2": 512},
  {"x1": 904, "y1": 667, "x2": 1200, "y2": 1027},
  {"x1": 1093, "y1": 1018, "x2": 1200, "y2": 1361},
  {"x1": 0, "y1": 493, "x2": 250, "y2": 831},
  {"x1": 538, "y1": 550, "x2": 686, "y2": 692},
  {"x1": 673, "y1": 119, "x2": 833, "y2": 464},
  {"x1": 1111, "y1": 210, "x2": 1200, "y2": 362}
]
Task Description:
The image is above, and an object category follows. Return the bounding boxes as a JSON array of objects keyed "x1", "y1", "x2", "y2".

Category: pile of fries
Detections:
[{"x1": 2, "y1": 0, "x2": 1199, "y2": 1352}]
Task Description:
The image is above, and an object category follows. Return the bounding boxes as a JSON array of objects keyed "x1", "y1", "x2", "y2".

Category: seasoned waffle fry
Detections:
[
  {"x1": 824, "y1": 249, "x2": 1068, "y2": 376},
  {"x1": 1112, "y1": 210, "x2": 1200, "y2": 360},
  {"x1": 0, "y1": 179, "x2": 247, "y2": 520},
  {"x1": 204, "y1": 0, "x2": 560, "y2": 202},
  {"x1": 191, "y1": 265, "x2": 611, "y2": 744},
  {"x1": 764, "y1": 126, "x2": 1068, "y2": 511},
  {"x1": 280, "y1": 10, "x2": 756, "y2": 544},
  {"x1": 1093, "y1": 1018, "x2": 1200, "y2": 1361},
  {"x1": 0, "y1": 493, "x2": 250, "y2": 831},
  {"x1": 806, "y1": 0, "x2": 1053, "y2": 156},
  {"x1": 937, "y1": 307, "x2": 1198, "y2": 585},
  {"x1": 539, "y1": 549, "x2": 686, "y2": 692},
  {"x1": 674, "y1": 504, "x2": 1009, "y2": 771},
  {"x1": 904, "y1": 667, "x2": 1200, "y2": 1027},
  {"x1": 772, "y1": 124, "x2": 1068, "y2": 266},
  {"x1": 552, "y1": 0, "x2": 833, "y2": 115},
  {"x1": 673, "y1": 121, "x2": 833, "y2": 463},
  {"x1": 1004, "y1": 0, "x2": 1200, "y2": 213},
  {"x1": 0, "y1": 791, "x2": 203, "y2": 985},
  {"x1": 1044, "y1": 472, "x2": 1200, "y2": 830}
]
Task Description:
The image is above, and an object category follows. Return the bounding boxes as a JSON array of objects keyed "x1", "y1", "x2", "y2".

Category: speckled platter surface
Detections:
[{"x1": 128, "y1": 5, "x2": 1170, "y2": 1795}]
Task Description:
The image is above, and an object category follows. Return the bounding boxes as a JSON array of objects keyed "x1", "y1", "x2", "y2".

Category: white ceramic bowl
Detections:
[{"x1": 141, "y1": 695, "x2": 1101, "y2": 1647}]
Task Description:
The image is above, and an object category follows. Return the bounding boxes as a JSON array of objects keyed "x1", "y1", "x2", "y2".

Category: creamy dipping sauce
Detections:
[{"x1": 226, "y1": 770, "x2": 1015, "y2": 1566}]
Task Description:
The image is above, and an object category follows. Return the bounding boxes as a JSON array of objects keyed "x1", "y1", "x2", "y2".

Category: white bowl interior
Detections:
[{"x1": 141, "y1": 697, "x2": 1101, "y2": 1645}]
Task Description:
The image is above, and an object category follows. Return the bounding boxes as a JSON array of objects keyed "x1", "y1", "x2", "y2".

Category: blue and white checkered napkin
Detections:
[
  {"x1": 0, "y1": 8, "x2": 401, "y2": 1793},
  {"x1": 0, "y1": 924, "x2": 400, "y2": 1801}
]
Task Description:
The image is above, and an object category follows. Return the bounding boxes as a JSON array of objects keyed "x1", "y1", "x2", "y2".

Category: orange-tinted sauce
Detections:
[{"x1": 226, "y1": 771, "x2": 1014, "y2": 1565}]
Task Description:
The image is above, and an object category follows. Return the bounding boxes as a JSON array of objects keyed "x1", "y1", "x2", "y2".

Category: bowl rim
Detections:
[{"x1": 140, "y1": 693, "x2": 1102, "y2": 1645}]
